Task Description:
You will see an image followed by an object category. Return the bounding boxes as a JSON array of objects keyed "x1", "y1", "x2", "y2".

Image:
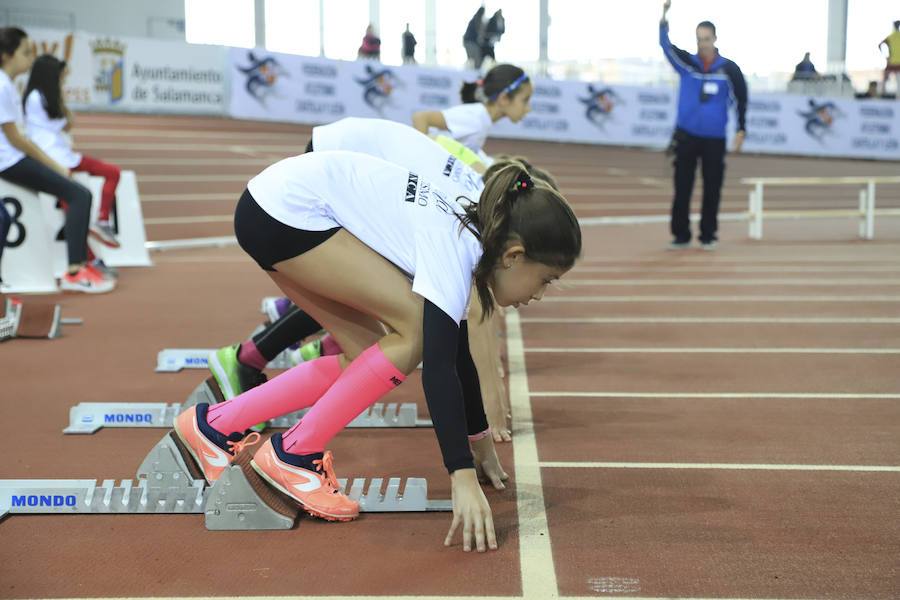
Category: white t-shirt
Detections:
[
  {"x1": 24, "y1": 90, "x2": 82, "y2": 169},
  {"x1": 0, "y1": 70, "x2": 26, "y2": 172},
  {"x1": 440, "y1": 103, "x2": 493, "y2": 153},
  {"x1": 247, "y1": 150, "x2": 483, "y2": 324},
  {"x1": 313, "y1": 117, "x2": 483, "y2": 202}
]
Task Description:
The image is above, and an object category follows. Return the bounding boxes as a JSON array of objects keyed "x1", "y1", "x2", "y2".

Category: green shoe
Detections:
[
  {"x1": 300, "y1": 338, "x2": 323, "y2": 361},
  {"x1": 289, "y1": 338, "x2": 323, "y2": 366},
  {"x1": 208, "y1": 344, "x2": 269, "y2": 432},
  {"x1": 208, "y1": 344, "x2": 268, "y2": 400}
]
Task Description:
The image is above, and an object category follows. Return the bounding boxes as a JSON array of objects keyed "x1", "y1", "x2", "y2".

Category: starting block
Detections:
[
  {"x1": 156, "y1": 348, "x2": 295, "y2": 372},
  {"x1": 64, "y1": 377, "x2": 432, "y2": 434},
  {"x1": 1, "y1": 432, "x2": 451, "y2": 529},
  {"x1": 0, "y1": 297, "x2": 82, "y2": 341}
]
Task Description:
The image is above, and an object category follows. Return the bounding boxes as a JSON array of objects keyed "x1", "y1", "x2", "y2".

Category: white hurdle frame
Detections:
[{"x1": 742, "y1": 176, "x2": 900, "y2": 241}]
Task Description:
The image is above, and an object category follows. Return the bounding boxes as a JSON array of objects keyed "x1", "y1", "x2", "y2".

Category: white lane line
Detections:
[
  {"x1": 142, "y1": 193, "x2": 238, "y2": 202},
  {"x1": 572, "y1": 265, "x2": 900, "y2": 273},
  {"x1": 521, "y1": 317, "x2": 900, "y2": 324},
  {"x1": 529, "y1": 392, "x2": 900, "y2": 399},
  {"x1": 73, "y1": 127, "x2": 307, "y2": 141},
  {"x1": 579, "y1": 256, "x2": 900, "y2": 264},
  {"x1": 540, "y1": 462, "x2": 900, "y2": 472},
  {"x1": 31, "y1": 595, "x2": 816, "y2": 600},
  {"x1": 578, "y1": 214, "x2": 748, "y2": 226},
  {"x1": 134, "y1": 174, "x2": 251, "y2": 182},
  {"x1": 560, "y1": 278, "x2": 900, "y2": 286},
  {"x1": 144, "y1": 215, "x2": 232, "y2": 225},
  {"x1": 542, "y1": 295, "x2": 900, "y2": 303},
  {"x1": 75, "y1": 141, "x2": 301, "y2": 153},
  {"x1": 116, "y1": 158, "x2": 274, "y2": 166},
  {"x1": 507, "y1": 309, "x2": 559, "y2": 598},
  {"x1": 526, "y1": 347, "x2": 900, "y2": 354}
]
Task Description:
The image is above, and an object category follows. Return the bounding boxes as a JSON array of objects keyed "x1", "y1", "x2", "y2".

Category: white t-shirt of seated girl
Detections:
[
  {"x1": 247, "y1": 150, "x2": 483, "y2": 324},
  {"x1": 0, "y1": 70, "x2": 26, "y2": 172},
  {"x1": 312, "y1": 117, "x2": 483, "y2": 203},
  {"x1": 24, "y1": 90, "x2": 82, "y2": 169},
  {"x1": 439, "y1": 102, "x2": 492, "y2": 154}
]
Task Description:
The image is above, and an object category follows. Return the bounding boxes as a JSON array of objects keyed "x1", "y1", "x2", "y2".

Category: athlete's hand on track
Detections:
[
  {"x1": 472, "y1": 435, "x2": 510, "y2": 490},
  {"x1": 486, "y1": 377, "x2": 512, "y2": 442},
  {"x1": 445, "y1": 468, "x2": 498, "y2": 552}
]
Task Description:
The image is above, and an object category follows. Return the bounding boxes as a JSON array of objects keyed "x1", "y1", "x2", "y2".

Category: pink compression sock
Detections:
[
  {"x1": 320, "y1": 333, "x2": 342, "y2": 357},
  {"x1": 282, "y1": 343, "x2": 405, "y2": 455},
  {"x1": 237, "y1": 340, "x2": 268, "y2": 371},
  {"x1": 206, "y1": 355, "x2": 342, "y2": 435}
]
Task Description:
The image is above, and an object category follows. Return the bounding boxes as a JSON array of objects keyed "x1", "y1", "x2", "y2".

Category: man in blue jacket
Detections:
[{"x1": 661, "y1": 0, "x2": 747, "y2": 250}]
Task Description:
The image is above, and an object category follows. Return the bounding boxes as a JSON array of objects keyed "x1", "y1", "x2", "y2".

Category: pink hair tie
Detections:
[{"x1": 468, "y1": 427, "x2": 492, "y2": 442}]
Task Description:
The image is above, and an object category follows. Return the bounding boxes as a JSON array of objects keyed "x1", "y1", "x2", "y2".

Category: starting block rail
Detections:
[
  {"x1": 156, "y1": 348, "x2": 295, "y2": 372},
  {"x1": 64, "y1": 400, "x2": 432, "y2": 434},
  {"x1": 1, "y1": 433, "x2": 451, "y2": 529},
  {"x1": 65, "y1": 377, "x2": 431, "y2": 433}
]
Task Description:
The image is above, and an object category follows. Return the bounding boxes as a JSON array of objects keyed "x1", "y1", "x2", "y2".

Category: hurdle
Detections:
[
  {"x1": 63, "y1": 377, "x2": 433, "y2": 434},
  {"x1": 0, "y1": 432, "x2": 451, "y2": 530},
  {"x1": 742, "y1": 176, "x2": 900, "y2": 240}
]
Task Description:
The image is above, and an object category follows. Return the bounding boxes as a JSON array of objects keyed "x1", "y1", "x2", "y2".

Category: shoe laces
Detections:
[
  {"x1": 227, "y1": 431, "x2": 261, "y2": 456},
  {"x1": 313, "y1": 451, "x2": 342, "y2": 492}
]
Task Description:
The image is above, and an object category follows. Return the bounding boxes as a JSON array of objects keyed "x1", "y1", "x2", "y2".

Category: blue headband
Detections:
[{"x1": 488, "y1": 73, "x2": 529, "y2": 101}]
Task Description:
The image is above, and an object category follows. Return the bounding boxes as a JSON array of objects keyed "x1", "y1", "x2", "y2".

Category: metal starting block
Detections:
[
  {"x1": 155, "y1": 348, "x2": 295, "y2": 372},
  {"x1": 64, "y1": 399, "x2": 431, "y2": 434},
  {"x1": 1, "y1": 432, "x2": 451, "y2": 529},
  {"x1": 0, "y1": 297, "x2": 82, "y2": 341},
  {"x1": 64, "y1": 377, "x2": 432, "y2": 434}
]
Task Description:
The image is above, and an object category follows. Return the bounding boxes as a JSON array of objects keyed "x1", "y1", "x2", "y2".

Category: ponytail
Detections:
[{"x1": 460, "y1": 80, "x2": 481, "y2": 104}]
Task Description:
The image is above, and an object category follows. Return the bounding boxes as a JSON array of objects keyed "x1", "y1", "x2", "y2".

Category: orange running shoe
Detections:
[
  {"x1": 174, "y1": 403, "x2": 260, "y2": 482},
  {"x1": 251, "y1": 434, "x2": 359, "y2": 522}
]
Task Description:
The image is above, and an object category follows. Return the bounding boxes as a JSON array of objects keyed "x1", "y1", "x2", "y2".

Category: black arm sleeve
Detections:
[
  {"x1": 421, "y1": 299, "x2": 474, "y2": 473},
  {"x1": 725, "y1": 60, "x2": 749, "y2": 133},
  {"x1": 457, "y1": 320, "x2": 489, "y2": 436}
]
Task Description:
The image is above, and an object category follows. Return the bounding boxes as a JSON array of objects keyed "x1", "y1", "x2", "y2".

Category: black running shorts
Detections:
[{"x1": 234, "y1": 189, "x2": 340, "y2": 271}]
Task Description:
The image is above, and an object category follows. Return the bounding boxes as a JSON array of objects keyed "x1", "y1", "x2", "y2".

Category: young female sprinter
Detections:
[
  {"x1": 412, "y1": 63, "x2": 532, "y2": 164},
  {"x1": 25, "y1": 54, "x2": 121, "y2": 248},
  {"x1": 0, "y1": 28, "x2": 113, "y2": 293},
  {"x1": 208, "y1": 118, "x2": 484, "y2": 417},
  {"x1": 209, "y1": 118, "x2": 552, "y2": 442},
  {"x1": 175, "y1": 150, "x2": 580, "y2": 552}
]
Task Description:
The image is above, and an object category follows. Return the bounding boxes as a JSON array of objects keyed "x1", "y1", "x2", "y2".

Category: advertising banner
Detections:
[{"x1": 27, "y1": 28, "x2": 226, "y2": 114}]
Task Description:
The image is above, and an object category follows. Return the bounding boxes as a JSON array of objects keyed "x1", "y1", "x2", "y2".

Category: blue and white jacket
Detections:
[{"x1": 660, "y1": 22, "x2": 748, "y2": 139}]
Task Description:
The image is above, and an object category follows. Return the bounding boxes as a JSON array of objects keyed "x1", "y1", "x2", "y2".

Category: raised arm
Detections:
[{"x1": 659, "y1": 0, "x2": 692, "y2": 75}]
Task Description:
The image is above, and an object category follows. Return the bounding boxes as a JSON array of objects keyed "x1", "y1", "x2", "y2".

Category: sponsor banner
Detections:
[
  {"x1": 27, "y1": 28, "x2": 226, "y2": 114},
  {"x1": 740, "y1": 93, "x2": 900, "y2": 160},
  {"x1": 20, "y1": 28, "x2": 900, "y2": 160},
  {"x1": 228, "y1": 47, "x2": 474, "y2": 126},
  {"x1": 490, "y1": 80, "x2": 676, "y2": 148}
]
